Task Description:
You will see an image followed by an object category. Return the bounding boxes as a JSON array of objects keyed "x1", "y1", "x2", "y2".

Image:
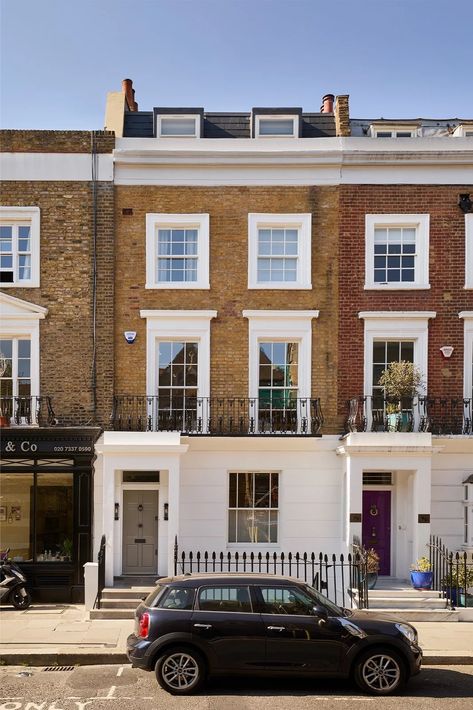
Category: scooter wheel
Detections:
[{"x1": 11, "y1": 589, "x2": 32, "y2": 609}]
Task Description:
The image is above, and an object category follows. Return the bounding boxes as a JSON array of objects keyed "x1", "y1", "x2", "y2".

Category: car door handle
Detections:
[
  {"x1": 267, "y1": 626, "x2": 286, "y2": 631},
  {"x1": 193, "y1": 623, "x2": 212, "y2": 630}
]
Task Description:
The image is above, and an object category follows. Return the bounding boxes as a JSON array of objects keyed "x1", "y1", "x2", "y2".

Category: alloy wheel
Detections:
[
  {"x1": 161, "y1": 652, "x2": 199, "y2": 691},
  {"x1": 361, "y1": 653, "x2": 401, "y2": 692}
]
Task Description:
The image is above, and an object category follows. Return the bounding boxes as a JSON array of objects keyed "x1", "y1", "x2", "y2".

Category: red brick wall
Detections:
[{"x1": 338, "y1": 184, "x2": 473, "y2": 412}]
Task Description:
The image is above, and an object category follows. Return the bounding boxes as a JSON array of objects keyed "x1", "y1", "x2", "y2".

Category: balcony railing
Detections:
[
  {"x1": 0, "y1": 396, "x2": 57, "y2": 428},
  {"x1": 111, "y1": 396, "x2": 324, "y2": 436},
  {"x1": 346, "y1": 395, "x2": 472, "y2": 435}
]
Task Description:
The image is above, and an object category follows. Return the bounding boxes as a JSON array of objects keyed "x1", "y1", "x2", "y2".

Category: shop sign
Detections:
[{"x1": 1, "y1": 438, "x2": 93, "y2": 455}]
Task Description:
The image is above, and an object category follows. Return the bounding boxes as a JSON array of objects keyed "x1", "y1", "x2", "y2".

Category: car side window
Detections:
[
  {"x1": 197, "y1": 586, "x2": 252, "y2": 613},
  {"x1": 159, "y1": 587, "x2": 195, "y2": 610},
  {"x1": 259, "y1": 586, "x2": 316, "y2": 615}
]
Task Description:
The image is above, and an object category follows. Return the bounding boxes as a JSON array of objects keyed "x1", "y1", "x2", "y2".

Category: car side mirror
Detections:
[{"x1": 312, "y1": 605, "x2": 328, "y2": 622}]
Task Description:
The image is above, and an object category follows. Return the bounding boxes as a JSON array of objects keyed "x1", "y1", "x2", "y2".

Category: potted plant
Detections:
[
  {"x1": 61, "y1": 537, "x2": 73, "y2": 562},
  {"x1": 378, "y1": 361, "x2": 424, "y2": 432},
  {"x1": 365, "y1": 548, "x2": 380, "y2": 589},
  {"x1": 441, "y1": 566, "x2": 473, "y2": 606},
  {"x1": 410, "y1": 556, "x2": 433, "y2": 589}
]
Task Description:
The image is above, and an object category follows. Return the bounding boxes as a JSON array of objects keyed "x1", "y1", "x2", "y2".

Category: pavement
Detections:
[{"x1": 1, "y1": 603, "x2": 472, "y2": 666}]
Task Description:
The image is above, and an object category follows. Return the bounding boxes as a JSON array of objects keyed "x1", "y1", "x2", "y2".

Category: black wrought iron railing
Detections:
[
  {"x1": 429, "y1": 535, "x2": 473, "y2": 609},
  {"x1": 173, "y1": 537, "x2": 367, "y2": 609},
  {"x1": 94, "y1": 534, "x2": 106, "y2": 610},
  {"x1": 346, "y1": 396, "x2": 472, "y2": 435},
  {"x1": 112, "y1": 396, "x2": 324, "y2": 436},
  {"x1": 0, "y1": 396, "x2": 57, "y2": 427}
]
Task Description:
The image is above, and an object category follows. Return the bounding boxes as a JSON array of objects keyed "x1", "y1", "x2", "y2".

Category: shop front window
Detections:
[
  {"x1": 0, "y1": 473, "x2": 33, "y2": 562},
  {"x1": 0, "y1": 471, "x2": 73, "y2": 562}
]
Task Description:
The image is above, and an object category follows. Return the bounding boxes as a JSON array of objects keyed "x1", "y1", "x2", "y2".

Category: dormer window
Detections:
[
  {"x1": 370, "y1": 124, "x2": 417, "y2": 138},
  {"x1": 154, "y1": 109, "x2": 203, "y2": 138},
  {"x1": 253, "y1": 110, "x2": 301, "y2": 138}
]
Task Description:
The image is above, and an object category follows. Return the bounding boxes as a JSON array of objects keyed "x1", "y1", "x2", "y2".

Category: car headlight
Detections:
[
  {"x1": 338, "y1": 618, "x2": 367, "y2": 639},
  {"x1": 396, "y1": 622, "x2": 417, "y2": 645}
]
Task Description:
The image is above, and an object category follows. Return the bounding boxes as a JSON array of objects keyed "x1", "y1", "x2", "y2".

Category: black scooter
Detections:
[{"x1": 0, "y1": 548, "x2": 32, "y2": 609}]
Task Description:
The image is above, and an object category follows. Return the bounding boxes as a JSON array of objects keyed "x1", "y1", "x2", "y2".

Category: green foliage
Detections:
[
  {"x1": 411, "y1": 556, "x2": 431, "y2": 572},
  {"x1": 378, "y1": 361, "x2": 424, "y2": 401},
  {"x1": 441, "y1": 566, "x2": 473, "y2": 589}
]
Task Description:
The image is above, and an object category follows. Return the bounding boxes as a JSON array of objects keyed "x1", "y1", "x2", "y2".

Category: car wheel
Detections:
[
  {"x1": 11, "y1": 588, "x2": 32, "y2": 610},
  {"x1": 353, "y1": 648, "x2": 406, "y2": 695},
  {"x1": 155, "y1": 647, "x2": 205, "y2": 695}
]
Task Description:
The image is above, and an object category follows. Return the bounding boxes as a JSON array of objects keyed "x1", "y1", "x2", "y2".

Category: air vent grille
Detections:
[{"x1": 363, "y1": 472, "x2": 392, "y2": 486}]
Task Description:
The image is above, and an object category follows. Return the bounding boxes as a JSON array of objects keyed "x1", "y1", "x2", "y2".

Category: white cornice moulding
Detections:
[
  {"x1": 0, "y1": 291, "x2": 48, "y2": 318},
  {"x1": 243, "y1": 310, "x2": 319, "y2": 319},
  {"x1": 359, "y1": 311, "x2": 436, "y2": 320},
  {"x1": 140, "y1": 309, "x2": 217, "y2": 319},
  {"x1": 459, "y1": 312, "x2": 473, "y2": 319}
]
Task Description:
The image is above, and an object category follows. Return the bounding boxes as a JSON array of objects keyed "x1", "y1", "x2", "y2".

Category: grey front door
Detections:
[{"x1": 122, "y1": 490, "x2": 158, "y2": 575}]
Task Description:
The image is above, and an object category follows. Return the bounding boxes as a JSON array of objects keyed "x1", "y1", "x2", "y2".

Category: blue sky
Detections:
[{"x1": 1, "y1": 0, "x2": 471, "y2": 129}]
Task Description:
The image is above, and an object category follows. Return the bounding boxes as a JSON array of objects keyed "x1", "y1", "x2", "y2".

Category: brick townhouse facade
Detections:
[
  {"x1": 1, "y1": 80, "x2": 472, "y2": 600},
  {"x1": 92, "y1": 81, "x2": 472, "y2": 586},
  {"x1": 0, "y1": 130, "x2": 115, "y2": 601}
]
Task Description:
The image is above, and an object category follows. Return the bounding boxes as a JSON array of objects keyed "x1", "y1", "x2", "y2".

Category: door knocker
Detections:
[
  {"x1": 369, "y1": 504, "x2": 379, "y2": 517},
  {"x1": 138, "y1": 504, "x2": 144, "y2": 512}
]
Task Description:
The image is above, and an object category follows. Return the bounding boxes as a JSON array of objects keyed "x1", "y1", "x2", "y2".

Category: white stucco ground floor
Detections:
[{"x1": 93, "y1": 432, "x2": 473, "y2": 586}]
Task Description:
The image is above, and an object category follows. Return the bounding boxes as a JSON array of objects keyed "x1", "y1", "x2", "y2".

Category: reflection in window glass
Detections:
[
  {"x1": 0, "y1": 474, "x2": 33, "y2": 562},
  {"x1": 228, "y1": 472, "x2": 279, "y2": 543},
  {"x1": 36, "y1": 473, "x2": 73, "y2": 562},
  {"x1": 198, "y1": 586, "x2": 252, "y2": 612}
]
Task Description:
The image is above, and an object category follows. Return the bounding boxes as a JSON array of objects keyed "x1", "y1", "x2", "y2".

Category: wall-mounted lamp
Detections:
[
  {"x1": 458, "y1": 194, "x2": 473, "y2": 213},
  {"x1": 163, "y1": 503, "x2": 169, "y2": 521},
  {"x1": 114, "y1": 503, "x2": 120, "y2": 521},
  {"x1": 440, "y1": 346, "x2": 454, "y2": 358}
]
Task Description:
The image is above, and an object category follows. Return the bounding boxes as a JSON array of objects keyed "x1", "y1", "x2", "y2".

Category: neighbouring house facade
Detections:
[
  {"x1": 0, "y1": 130, "x2": 115, "y2": 601},
  {"x1": 1, "y1": 82, "x2": 472, "y2": 598},
  {"x1": 93, "y1": 80, "x2": 473, "y2": 586}
]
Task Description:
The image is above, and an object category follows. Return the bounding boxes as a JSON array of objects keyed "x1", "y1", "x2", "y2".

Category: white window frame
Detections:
[
  {"x1": 460, "y1": 312, "x2": 473, "y2": 401},
  {"x1": 227, "y1": 470, "x2": 280, "y2": 546},
  {"x1": 369, "y1": 125, "x2": 418, "y2": 138},
  {"x1": 157, "y1": 114, "x2": 201, "y2": 138},
  {"x1": 0, "y1": 293, "x2": 48, "y2": 425},
  {"x1": 365, "y1": 214, "x2": 430, "y2": 290},
  {"x1": 140, "y1": 310, "x2": 217, "y2": 400},
  {"x1": 145, "y1": 213, "x2": 210, "y2": 290},
  {"x1": 254, "y1": 115, "x2": 299, "y2": 138},
  {"x1": 0, "y1": 207, "x2": 40, "y2": 288},
  {"x1": 243, "y1": 310, "x2": 318, "y2": 406},
  {"x1": 248, "y1": 213, "x2": 311, "y2": 290},
  {"x1": 466, "y1": 215, "x2": 473, "y2": 289},
  {"x1": 359, "y1": 312, "x2": 436, "y2": 401}
]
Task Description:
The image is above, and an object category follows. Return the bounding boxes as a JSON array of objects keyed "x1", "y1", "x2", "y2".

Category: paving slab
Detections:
[{"x1": 1, "y1": 604, "x2": 472, "y2": 666}]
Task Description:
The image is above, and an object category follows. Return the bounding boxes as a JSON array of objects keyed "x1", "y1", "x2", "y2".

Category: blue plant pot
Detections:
[{"x1": 410, "y1": 570, "x2": 433, "y2": 589}]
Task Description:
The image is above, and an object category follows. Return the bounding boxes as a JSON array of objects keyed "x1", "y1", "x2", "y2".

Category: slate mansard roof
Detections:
[{"x1": 123, "y1": 108, "x2": 336, "y2": 138}]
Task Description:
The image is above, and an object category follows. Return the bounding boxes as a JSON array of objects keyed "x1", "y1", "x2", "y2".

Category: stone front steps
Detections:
[
  {"x1": 89, "y1": 585, "x2": 154, "y2": 620},
  {"x1": 366, "y1": 580, "x2": 460, "y2": 622}
]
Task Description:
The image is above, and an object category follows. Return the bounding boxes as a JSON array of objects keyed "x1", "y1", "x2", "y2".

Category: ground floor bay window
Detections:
[{"x1": 228, "y1": 471, "x2": 279, "y2": 544}]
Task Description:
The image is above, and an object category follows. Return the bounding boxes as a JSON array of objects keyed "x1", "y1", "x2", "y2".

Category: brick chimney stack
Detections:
[
  {"x1": 320, "y1": 94, "x2": 334, "y2": 113},
  {"x1": 122, "y1": 79, "x2": 138, "y2": 112},
  {"x1": 334, "y1": 95, "x2": 350, "y2": 136}
]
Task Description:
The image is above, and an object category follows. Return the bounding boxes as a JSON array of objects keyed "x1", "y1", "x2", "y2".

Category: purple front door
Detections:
[{"x1": 362, "y1": 490, "x2": 391, "y2": 576}]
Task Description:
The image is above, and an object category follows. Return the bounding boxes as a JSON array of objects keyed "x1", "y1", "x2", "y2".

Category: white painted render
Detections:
[
  {"x1": 0, "y1": 153, "x2": 114, "y2": 181},
  {"x1": 113, "y1": 136, "x2": 473, "y2": 186},
  {"x1": 93, "y1": 430, "x2": 472, "y2": 585}
]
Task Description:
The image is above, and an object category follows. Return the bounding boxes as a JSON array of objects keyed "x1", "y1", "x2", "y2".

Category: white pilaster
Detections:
[
  {"x1": 167, "y1": 458, "x2": 181, "y2": 574},
  {"x1": 411, "y1": 459, "x2": 432, "y2": 564}
]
